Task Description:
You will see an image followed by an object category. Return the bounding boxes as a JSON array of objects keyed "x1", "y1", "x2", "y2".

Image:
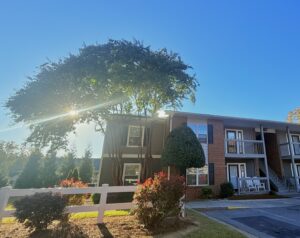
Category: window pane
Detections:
[
  {"x1": 198, "y1": 166, "x2": 208, "y2": 185},
  {"x1": 128, "y1": 126, "x2": 143, "y2": 146},
  {"x1": 188, "y1": 123, "x2": 208, "y2": 143},
  {"x1": 130, "y1": 127, "x2": 142, "y2": 137},
  {"x1": 128, "y1": 137, "x2": 142, "y2": 146},
  {"x1": 124, "y1": 164, "x2": 140, "y2": 185},
  {"x1": 187, "y1": 174, "x2": 197, "y2": 185}
]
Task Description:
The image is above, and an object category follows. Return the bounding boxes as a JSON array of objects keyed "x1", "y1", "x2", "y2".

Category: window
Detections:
[
  {"x1": 188, "y1": 123, "x2": 208, "y2": 143},
  {"x1": 290, "y1": 163, "x2": 300, "y2": 178},
  {"x1": 292, "y1": 135, "x2": 300, "y2": 155},
  {"x1": 127, "y1": 125, "x2": 144, "y2": 147},
  {"x1": 122, "y1": 163, "x2": 141, "y2": 185},
  {"x1": 225, "y1": 129, "x2": 244, "y2": 154},
  {"x1": 186, "y1": 166, "x2": 209, "y2": 186}
]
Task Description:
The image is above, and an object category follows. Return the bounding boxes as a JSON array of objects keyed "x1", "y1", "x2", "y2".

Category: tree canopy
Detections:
[
  {"x1": 287, "y1": 107, "x2": 300, "y2": 123},
  {"x1": 6, "y1": 39, "x2": 198, "y2": 151},
  {"x1": 161, "y1": 125, "x2": 205, "y2": 173}
]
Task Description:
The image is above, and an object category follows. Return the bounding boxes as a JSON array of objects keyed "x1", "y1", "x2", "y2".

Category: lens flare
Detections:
[{"x1": 0, "y1": 97, "x2": 126, "y2": 133}]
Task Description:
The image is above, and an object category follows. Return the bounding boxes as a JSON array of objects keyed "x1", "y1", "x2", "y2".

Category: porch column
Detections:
[
  {"x1": 286, "y1": 127, "x2": 300, "y2": 192},
  {"x1": 261, "y1": 125, "x2": 271, "y2": 191}
]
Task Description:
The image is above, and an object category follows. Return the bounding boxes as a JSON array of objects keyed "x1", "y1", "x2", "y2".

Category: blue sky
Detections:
[{"x1": 1, "y1": 0, "x2": 300, "y2": 156}]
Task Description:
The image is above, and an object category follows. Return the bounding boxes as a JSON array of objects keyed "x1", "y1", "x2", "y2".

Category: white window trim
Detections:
[
  {"x1": 122, "y1": 163, "x2": 141, "y2": 185},
  {"x1": 126, "y1": 125, "x2": 145, "y2": 147},
  {"x1": 225, "y1": 129, "x2": 244, "y2": 154},
  {"x1": 226, "y1": 163, "x2": 247, "y2": 182},
  {"x1": 186, "y1": 165, "x2": 209, "y2": 187},
  {"x1": 290, "y1": 163, "x2": 300, "y2": 177}
]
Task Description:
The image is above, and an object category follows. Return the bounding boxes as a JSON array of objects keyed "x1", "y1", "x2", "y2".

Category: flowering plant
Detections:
[
  {"x1": 59, "y1": 179, "x2": 87, "y2": 205},
  {"x1": 133, "y1": 171, "x2": 185, "y2": 228}
]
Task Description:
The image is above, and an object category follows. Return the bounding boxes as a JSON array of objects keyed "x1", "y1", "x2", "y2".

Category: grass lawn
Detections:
[
  {"x1": 185, "y1": 209, "x2": 246, "y2": 238},
  {"x1": 1, "y1": 209, "x2": 130, "y2": 224}
]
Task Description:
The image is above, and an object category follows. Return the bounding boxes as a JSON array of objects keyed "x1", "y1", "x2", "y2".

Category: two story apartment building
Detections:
[{"x1": 99, "y1": 111, "x2": 300, "y2": 199}]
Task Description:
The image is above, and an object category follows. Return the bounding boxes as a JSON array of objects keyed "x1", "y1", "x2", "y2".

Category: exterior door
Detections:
[
  {"x1": 226, "y1": 130, "x2": 243, "y2": 154},
  {"x1": 228, "y1": 165, "x2": 239, "y2": 189}
]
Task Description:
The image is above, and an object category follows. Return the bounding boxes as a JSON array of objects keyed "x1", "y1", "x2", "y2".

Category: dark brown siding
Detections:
[{"x1": 208, "y1": 119, "x2": 227, "y2": 193}]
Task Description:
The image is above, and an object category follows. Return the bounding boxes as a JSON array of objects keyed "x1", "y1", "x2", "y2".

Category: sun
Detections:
[{"x1": 69, "y1": 110, "x2": 79, "y2": 116}]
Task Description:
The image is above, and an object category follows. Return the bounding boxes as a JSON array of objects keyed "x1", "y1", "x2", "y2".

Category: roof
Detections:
[{"x1": 168, "y1": 111, "x2": 300, "y2": 132}]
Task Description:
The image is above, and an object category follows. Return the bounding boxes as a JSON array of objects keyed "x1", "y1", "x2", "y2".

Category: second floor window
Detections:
[
  {"x1": 127, "y1": 125, "x2": 144, "y2": 147},
  {"x1": 188, "y1": 123, "x2": 208, "y2": 143}
]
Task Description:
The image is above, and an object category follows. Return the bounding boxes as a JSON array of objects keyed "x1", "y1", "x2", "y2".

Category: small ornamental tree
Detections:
[
  {"x1": 133, "y1": 172, "x2": 185, "y2": 228},
  {"x1": 15, "y1": 151, "x2": 42, "y2": 188},
  {"x1": 161, "y1": 125, "x2": 205, "y2": 174},
  {"x1": 79, "y1": 148, "x2": 93, "y2": 183}
]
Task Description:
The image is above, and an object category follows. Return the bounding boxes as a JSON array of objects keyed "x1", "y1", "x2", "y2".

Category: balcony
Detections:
[
  {"x1": 279, "y1": 142, "x2": 300, "y2": 158},
  {"x1": 224, "y1": 139, "x2": 265, "y2": 158}
]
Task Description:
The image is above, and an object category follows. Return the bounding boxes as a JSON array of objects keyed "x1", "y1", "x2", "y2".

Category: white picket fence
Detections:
[{"x1": 0, "y1": 184, "x2": 136, "y2": 223}]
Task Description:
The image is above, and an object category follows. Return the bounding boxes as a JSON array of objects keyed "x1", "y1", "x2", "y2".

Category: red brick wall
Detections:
[{"x1": 208, "y1": 119, "x2": 227, "y2": 194}]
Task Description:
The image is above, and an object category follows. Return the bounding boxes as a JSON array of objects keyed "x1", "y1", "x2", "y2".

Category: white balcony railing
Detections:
[
  {"x1": 237, "y1": 177, "x2": 269, "y2": 194},
  {"x1": 225, "y1": 139, "x2": 265, "y2": 157}
]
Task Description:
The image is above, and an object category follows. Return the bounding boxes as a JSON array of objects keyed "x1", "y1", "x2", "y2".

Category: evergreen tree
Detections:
[
  {"x1": 162, "y1": 125, "x2": 206, "y2": 174},
  {"x1": 40, "y1": 153, "x2": 58, "y2": 187},
  {"x1": 79, "y1": 148, "x2": 93, "y2": 183},
  {"x1": 59, "y1": 152, "x2": 76, "y2": 179},
  {"x1": 15, "y1": 151, "x2": 42, "y2": 188}
]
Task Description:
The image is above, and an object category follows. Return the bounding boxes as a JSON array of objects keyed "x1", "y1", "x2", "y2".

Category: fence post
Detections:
[
  {"x1": 97, "y1": 184, "x2": 108, "y2": 224},
  {"x1": 0, "y1": 186, "x2": 11, "y2": 221}
]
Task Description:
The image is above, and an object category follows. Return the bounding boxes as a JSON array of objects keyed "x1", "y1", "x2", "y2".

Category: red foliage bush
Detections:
[
  {"x1": 59, "y1": 179, "x2": 87, "y2": 205},
  {"x1": 133, "y1": 172, "x2": 185, "y2": 228}
]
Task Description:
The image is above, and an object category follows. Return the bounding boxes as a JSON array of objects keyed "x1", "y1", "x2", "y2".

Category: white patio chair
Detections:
[
  {"x1": 245, "y1": 178, "x2": 256, "y2": 192},
  {"x1": 253, "y1": 177, "x2": 266, "y2": 191}
]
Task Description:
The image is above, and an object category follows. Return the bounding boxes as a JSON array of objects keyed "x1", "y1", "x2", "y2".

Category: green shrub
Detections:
[
  {"x1": 14, "y1": 192, "x2": 67, "y2": 231},
  {"x1": 220, "y1": 182, "x2": 234, "y2": 198},
  {"x1": 201, "y1": 187, "x2": 213, "y2": 199},
  {"x1": 91, "y1": 193, "x2": 100, "y2": 204},
  {"x1": 133, "y1": 172, "x2": 185, "y2": 228}
]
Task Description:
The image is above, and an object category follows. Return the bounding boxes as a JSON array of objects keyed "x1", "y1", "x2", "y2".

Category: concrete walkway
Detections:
[{"x1": 187, "y1": 197, "x2": 300, "y2": 210}]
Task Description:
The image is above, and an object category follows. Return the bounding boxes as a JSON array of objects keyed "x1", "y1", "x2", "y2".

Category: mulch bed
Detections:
[{"x1": 0, "y1": 216, "x2": 193, "y2": 238}]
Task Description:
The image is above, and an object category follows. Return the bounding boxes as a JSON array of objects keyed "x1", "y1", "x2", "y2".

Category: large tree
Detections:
[
  {"x1": 6, "y1": 39, "x2": 198, "y2": 184},
  {"x1": 287, "y1": 108, "x2": 300, "y2": 123},
  {"x1": 161, "y1": 125, "x2": 205, "y2": 174}
]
